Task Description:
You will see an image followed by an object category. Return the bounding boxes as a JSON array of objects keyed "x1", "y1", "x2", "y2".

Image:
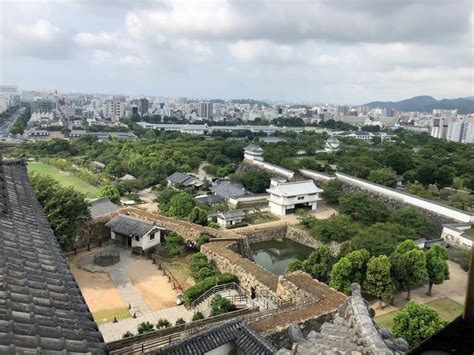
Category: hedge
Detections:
[{"x1": 184, "y1": 274, "x2": 236, "y2": 305}]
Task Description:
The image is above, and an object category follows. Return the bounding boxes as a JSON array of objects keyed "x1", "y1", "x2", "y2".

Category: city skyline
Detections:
[{"x1": 0, "y1": 0, "x2": 472, "y2": 104}]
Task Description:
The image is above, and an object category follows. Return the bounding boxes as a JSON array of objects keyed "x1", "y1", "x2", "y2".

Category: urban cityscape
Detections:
[{"x1": 0, "y1": 1, "x2": 473, "y2": 354}]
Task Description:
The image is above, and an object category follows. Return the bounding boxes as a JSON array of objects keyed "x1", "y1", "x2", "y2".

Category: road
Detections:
[{"x1": 0, "y1": 107, "x2": 25, "y2": 138}]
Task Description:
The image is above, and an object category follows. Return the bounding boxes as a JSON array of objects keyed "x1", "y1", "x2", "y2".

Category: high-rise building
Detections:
[
  {"x1": 198, "y1": 102, "x2": 213, "y2": 119},
  {"x1": 0, "y1": 85, "x2": 18, "y2": 95},
  {"x1": 31, "y1": 99, "x2": 55, "y2": 113},
  {"x1": 103, "y1": 99, "x2": 125, "y2": 119},
  {"x1": 336, "y1": 105, "x2": 350, "y2": 116}
]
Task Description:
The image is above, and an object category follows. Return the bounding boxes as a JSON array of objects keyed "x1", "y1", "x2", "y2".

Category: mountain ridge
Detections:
[{"x1": 364, "y1": 96, "x2": 474, "y2": 114}]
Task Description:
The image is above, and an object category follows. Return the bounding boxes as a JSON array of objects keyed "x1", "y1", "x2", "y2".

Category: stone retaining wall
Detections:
[
  {"x1": 276, "y1": 273, "x2": 315, "y2": 304},
  {"x1": 237, "y1": 224, "x2": 288, "y2": 244},
  {"x1": 286, "y1": 226, "x2": 341, "y2": 256}
]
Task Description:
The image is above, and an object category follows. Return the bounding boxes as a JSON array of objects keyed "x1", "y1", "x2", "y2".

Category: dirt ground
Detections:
[
  {"x1": 126, "y1": 259, "x2": 177, "y2": 311},
  {"x1": 68, "y1": 252, "x2": 126, "y2": 313}
]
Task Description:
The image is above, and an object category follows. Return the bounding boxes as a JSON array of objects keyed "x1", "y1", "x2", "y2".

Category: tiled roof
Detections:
[
  {"x1": 0, "y1": 159, "x2": 106, "y2": 354},
  {"x1": 90, "y1": 197, "x2": 121, "y2": 219},
  {"x1": 105, "y1": 214, "x2": 159, "y2": 237},
  {"x1": 244, "y1": 144, "x2": 264, "y2": 152},
  {"x1": 167, "y1": 172, "x2": 201, "y2": 187},
  {"x1": 267, "y1": 180, "x2": 322, "y2": 197},
  {"x1": 155, "y1": 319, "x2": 276, "y2": 355},
  {"x1": 211, "y1": 181, "x2": 246, "y2": 199}
]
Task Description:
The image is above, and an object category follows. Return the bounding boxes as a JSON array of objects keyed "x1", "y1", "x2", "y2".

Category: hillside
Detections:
[{"x1": 365, "y1": 96, "x2": 474, "y2": 114}]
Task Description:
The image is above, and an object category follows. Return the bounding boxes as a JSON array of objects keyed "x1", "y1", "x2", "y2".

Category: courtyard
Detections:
[{"x1": 68, "y1": 245, "x2": 192, "y2": 341}]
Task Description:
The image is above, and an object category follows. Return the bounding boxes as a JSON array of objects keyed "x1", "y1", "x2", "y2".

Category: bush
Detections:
[
  {"x1": 339, "y1": 192, "x2": 389, "y2": 225},
  {"x1": 192, "y1": 312, "x2": 205, "y2": 321},
  {"x1": 208, "y1": 222, "x2": 220, "y2": 229},
  {"x1": 196, "y1": 233, "x2": 211, "y2": 250},
  {"x1": 184, "y1": 274, "x2": 236, "y2": 305},
  {"x1": 310, "y1": 214, "x2": 359, "y2": 242},
  {"x1": 156, "y1": 319, "x2": 171, "y2": 329},
  {"x1": 210, "y1": 294, "x2": 236, "y2": 316},
  {"x1": 226, "y1": 222, "x2": 248, "y2": 229},
  {"x1": 448, "y1": 246, "x2": 471, "y2": 272},
  {"x1": 122, "y1": 331, "x2": 134, "y2": 338},
  {"x1": 175, "y1": 318, "x2": 186, "y2": 326},
  {"x1": 164, "y1": 232, "x2": 184, "y2": 256},
  {"x1": 189, "y1": 207, "x2": 208, "y2": 226},
  {"x1": 137, "y1": 321, "x2": 154, "y2": 334}
]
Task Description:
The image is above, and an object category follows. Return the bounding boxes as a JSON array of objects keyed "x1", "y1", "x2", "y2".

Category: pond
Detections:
[{"x1": 250, "y1": 238, "x2": 314, "y2": 275}]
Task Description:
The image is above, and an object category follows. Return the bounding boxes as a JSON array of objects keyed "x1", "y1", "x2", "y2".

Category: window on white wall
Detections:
[{"x1": 150, "y1": 233, "x2": 155, "y2": 240}]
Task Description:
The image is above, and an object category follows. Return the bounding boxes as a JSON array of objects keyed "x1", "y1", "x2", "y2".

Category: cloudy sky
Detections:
[{"x1": 0, "y1": 0, "x2": 472, "y2": 104}]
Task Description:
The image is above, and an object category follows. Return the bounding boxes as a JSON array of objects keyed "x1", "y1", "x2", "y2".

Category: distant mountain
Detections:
[{"x1": 364, "y1": 95, "x2": 474, "y2": 114}]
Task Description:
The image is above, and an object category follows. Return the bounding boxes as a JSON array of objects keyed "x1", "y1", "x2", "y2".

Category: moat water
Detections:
[{"x1": 250, "y1": 238, "x2": 313, "y2": 275}]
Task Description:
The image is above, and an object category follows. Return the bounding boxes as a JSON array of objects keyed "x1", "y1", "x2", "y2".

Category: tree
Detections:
[
  {"x1": 311, "y1": 214, "x2": 359, "y2": 243},
  {"x1": 390, "y1": 240, "x2": 427, "y2": 300},
  {"x1": 122, "y1": 331, "x2": 134, "y2": 338},
  {"x1": 384, "y1": 150, "x2": 414, "y2": 175},
  {"x1": 435, "y1": 166, "x2": 455, "y2": 190},
  {"x1": 192, "y1": 311, "x2": 205, "y2": 321},
  {"x1": 416, "y1": 163, "x2": 437, "y2": 187},
  {"x1": 329, "y1": 257, "x2": 353, "y2": 295},
  {"x1": 425, "y1": 244, "x2": 450, "y2": 296},
  {"x1": 98, "y1": 184, "x2": 121, "y2": 204},
  {"x1": 235, "y1": 170, "x2": 271, "y2": 193},
  {"x1": 164, "y1": 232, "x2": 184, "y2": 256},
  {"x1": 339, "y1": 192, "x2": 389, "y2": 225},
  {"x1": 297, "y1": 209, "x2": 316, "y2": 229},
  {"x1": 287, "y1": 245, "x2": 333, "y2": 283},
  {"x1": 210, "y1": 294, "x2": 236, "y2": 316},
  {"x1": 167, "y1": 192, "x2": 195, "y2": 218},
  {"x1": 352, "y1": 223, "x2": 416, "y2": 256},
  {"x1": 389, "y1": 208, "x2": 431, "y2": 237},
  {"x1": 321, "y1": 180, "x2": 343, "y2": 204},
  {"x1": 368, "y1": 168, "x2": 398, "y2": 188},
  {"x1": 363, "y1": 255, "x2": 395, "y2": 309},
  {"x1": 29, "y1": 172, "x2": 90, "y2": 250},
  {"x1": 189, "y1": 207, "x2": 208, "y2": 226},
  {"x1": 392, "y1": 302, "x2": 447, "y2": 346},
  {"x1": 137, "y1": 321, "x2": 154, "y2": 334}
]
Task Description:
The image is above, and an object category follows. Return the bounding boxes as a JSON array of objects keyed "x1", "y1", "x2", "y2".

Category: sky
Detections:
[{"x1": 0, "y1": 0, "x2": 472, "y2": 104}]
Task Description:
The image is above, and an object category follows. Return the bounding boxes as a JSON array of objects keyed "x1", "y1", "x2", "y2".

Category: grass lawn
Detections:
[
  {"x1": 375, "y1": 298, "x2": 463, "y2": 331},
  {"x1": 155, "y1": 251, "x2": 195, "y2": 291},
  {"x1": 250, "y1": 212, "x2": 280, "y2": 225},
  {"x1": 93, "y1": 307, "x2": 131, "y2": 325},
  {"x1": 464, "y1": 228, "x2": 474, "y2": 240},
  {"x1": 28, "y1": 162, "x2": 100, "y2": 198}
]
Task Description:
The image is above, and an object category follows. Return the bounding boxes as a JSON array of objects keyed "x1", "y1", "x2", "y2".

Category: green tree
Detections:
[
  {"x1": 339, "y1": 192, "x2": 389, "y2": 225},
  {"x1": 175, "y1": 318, "x2": 186, "y2": 325},
  {"x1": 137, "y1": 321, "x2": 154, "y2": 334},
  {"x1": 189, "y1": 207, "x2": 208, "y2": 226},
  {"x1": 297, "y1": 209, "x2": 317, "y2": 229},
  {"x1": 287, "y1": 245, "x2": 333, "y2": 283},
  {"x1": 390, "y1": 240, "x2": 427, "y2": 300},
  {"x1": 210, "y1": 294, "x2": 236, "y2": 316},
  {"x1": 389, "y1": 208, "x2": 431, "y2": 237},
  {"x1": 368, "y1": 167, "x2": 398, "y2": 188},
  {"x1": 29, "y1": 172, "x2": 90, "y2": 250},
  {"x1": 98, "y1": 184, "x2": 121, "y2": 204},
  {"x1": 329, "y1": 257, "x2": 353, "y2": 295},
  {"x1": 236, "y1": 170, "x2": 271, "y2": 193},
  {"x1": 311, "y1": 214, "x2": 359, "y2": 243},
  {"x1": 416, "y1": 163, "x2": 437, "y2": 187},
  {"x1": 392, "y1": 302, "x2": 447, "y2": 346},
  {"x1": 384, "y1": 150, "x2": 414, "y2": 175},
  {"x1": 122, "y1": 331, "x2": 134, "y2": 338},
  {"x1": 167, "y1": 192, "x2": 195, "y2": 218},
  {"x1": 321, "y1": 179, "x2": 343, "y2": 204},
  {"x1": 425, "y1": 244, "x2": 450, "y2": 296},
  {"x1": 363, "y1": 255, "x2": 395, "y2": 309},
  {"x1": 164, "y1": 232, "x2": 184, "y2": 256},
  {"x1": 352, "y1": 223, "x2": 416, "y2": 256},
  {"x1": 435, "y1": 166, "x2": 455, "y2": 190}
]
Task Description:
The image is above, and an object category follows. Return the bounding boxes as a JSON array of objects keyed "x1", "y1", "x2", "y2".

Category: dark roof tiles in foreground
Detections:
[{"x1": 0, "y1": 159, "x2": 106, "y2": 354}]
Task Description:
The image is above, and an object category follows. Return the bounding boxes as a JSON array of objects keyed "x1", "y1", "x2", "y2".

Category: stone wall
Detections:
[
  {"x1": 237, "y1": 224, "x2": 288, "y2": 244},
  {"x1": 286, "y1": 226, "x2": 341, "y2": 256},
  {"x1": 276, "y1": 273, "x2": 315, "y2": 304}
]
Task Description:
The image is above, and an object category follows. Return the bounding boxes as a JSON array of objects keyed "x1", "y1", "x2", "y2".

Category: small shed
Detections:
[{"x1": 217, "y1": 210, "x2": 246, "y2": 228}]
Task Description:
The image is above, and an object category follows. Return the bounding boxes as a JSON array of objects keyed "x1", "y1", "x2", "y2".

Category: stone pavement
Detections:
[{"x1": 99, "y1": 305, "x2": 193, "y2": 342}]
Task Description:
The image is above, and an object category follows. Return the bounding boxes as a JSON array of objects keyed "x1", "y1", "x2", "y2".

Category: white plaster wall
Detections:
[
  {"x1": 441, "y1": 227, "x2": 473, "y2": 248},
  {"x1": 269, "y1": 201, "x2": 286, "y2": 216},
  {"x1": 300, "y1": 169, "x2": 336, "y2": 181},
  {"x1": 336, "y1": 173, "x2": 473, "y2": 223}
]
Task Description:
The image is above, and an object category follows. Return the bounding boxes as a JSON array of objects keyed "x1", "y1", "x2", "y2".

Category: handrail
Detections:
[{"x1": 191, "y1": 282, "x2": 246, "y2": 309}]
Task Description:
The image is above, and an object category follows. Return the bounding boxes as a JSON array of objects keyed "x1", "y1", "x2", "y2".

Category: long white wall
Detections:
[
  {"x1": 246, "y1": 159, "x2": 295, "y2": 179},
  {"x1": 336, "y1": 172, "x2": 473, "y2": 223},
  {"x1": 300, "y1": 169, "x2": 336, "y2": 182}
]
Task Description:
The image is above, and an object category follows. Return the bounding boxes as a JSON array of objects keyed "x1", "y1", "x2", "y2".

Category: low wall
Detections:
[
  {"x1": 276, "y1": 272, "x2": 316, "y2": 304},
  {"x1": 442, "y1": 224, "x2": 474, "y2": 249},
  {"x1": 243, "y1": 159, "x2": 295, "y2": 179},
  {"x1": 237, "y1": 224, "x2": 288, "y2": 244},
  {"x1": 299, "y1": 169, "x2": 336, "y2": 182},
  {"x1": 286, "y1": 226, "x2": 340, "y2": 256}
]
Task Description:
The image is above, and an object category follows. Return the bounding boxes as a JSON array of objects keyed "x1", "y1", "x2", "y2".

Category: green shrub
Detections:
[
  {"x1": 192, "y1": 312, "x2": 205, "y2": 321},
  {"x1": 226, "y1": 222, "x2": 248, "y2": 229},
  {"x1": 184, "y1": 274, "x2": 236, "y2": 305},
  {"x1": 210, "y1": 294, "x2": 236, "y2": 316},
  {"x1": 156, "y1": 319, "x2": 171, "y2": 329},
  {"x1": 196, "y1": 233, "x2": 211, "y2": 249},
  {"x1": 164, "y1": 232, "x2": 184, "y2": 256},
  {"x1": 122, "y1": 331, "x2": 134, "y2": 338},
  {"x1": 137, "y1": 321, "x2": 154, "y2": 334},
  {"x1": 208, "y1": 222, "x2": 220, "y2": 229},
  {"x1": 448, "y1": 246, "x2": 471, "y2": 272},
  {"x1": 175, "y1": 318, "x2": 186, "y2": 326}
]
